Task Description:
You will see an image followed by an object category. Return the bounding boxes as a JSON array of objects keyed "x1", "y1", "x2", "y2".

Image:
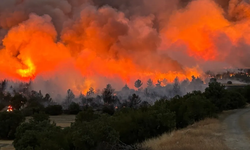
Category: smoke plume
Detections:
[{"x1": 0, "y1": 0, "x2": 250, "y2": 97}]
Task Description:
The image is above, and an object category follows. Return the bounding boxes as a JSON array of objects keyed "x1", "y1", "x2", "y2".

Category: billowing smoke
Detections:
[{"x1": 0, "y1": 0, "x2": 249, "y2": 99}]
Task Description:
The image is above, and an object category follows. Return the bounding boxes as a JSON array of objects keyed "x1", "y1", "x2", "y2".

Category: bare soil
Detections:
[{"x1": 222, "y1": 107, "x2": 250, "y2": 150}]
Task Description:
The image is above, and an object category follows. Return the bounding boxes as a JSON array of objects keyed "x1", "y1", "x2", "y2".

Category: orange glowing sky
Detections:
[{"x1": 0, "y1": 0, "x2": 250, "y2": 94}]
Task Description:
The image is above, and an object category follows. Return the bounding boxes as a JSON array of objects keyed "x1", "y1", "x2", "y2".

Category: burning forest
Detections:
[{"x1": 0, "y1": 0, "x2": 250, "y2": 99}]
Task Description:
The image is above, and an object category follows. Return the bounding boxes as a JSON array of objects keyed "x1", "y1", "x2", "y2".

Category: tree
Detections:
[
  {"x1": 68, "y1": 102, "x2": 80, "y2": 114},
  {"x1": 128, "y1": 94, "x2": 141, "y2": 108},
  {"x1": 0, "y1": 111, "x2": 25, "y2": 139},
  {"x1": 172, "y1": 77, "x2": 181, "y2": 96},
  {"x1": 43, "y1": 93, "x2": 52, "y2": 103},
  {"x1": 102, "y1": 84, "x2": 115, "y2": 104},
  {"x1": 204, "y1": 81, "x2": 227, "y2": 111},
  {"x1": 122, "y1": 84, "x2": 129, "y2": 91},
  {"x1": 10, "y1": 93, "x2": 27, "y2": 110},
  {"x1": 147, "y1": 79, "x2": 153, "y2": 88},
  {"x1": 45, "y1": 105, "x2": 62, "y2": 115},
  {"x1": 64, "y1": 89, "x2": 75, "y2": 109},
  {"x1": 31, "y1": 112, "x2": 49, "y2": 122},
  {"x1": 86, "y1": 87, "x2": 94, "y2": 97},
  {"x1": 13, "y1": 119, "x2": 68, "y2": 150},
  {"x1": 134, "y1": 79, "x2": 143, "y2": 90},
  {"x1": 156, "y1": 80, "x2": 162, "y2": 87}
]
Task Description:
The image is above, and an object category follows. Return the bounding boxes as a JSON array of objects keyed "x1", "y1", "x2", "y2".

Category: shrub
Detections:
[
  {"x1": 204, "y1": 82, "x2": 227, "y2": 112},
  {"x1": 0, "y1": 111, "x2": 25, "y2": 139},
  {"x1": 102, "y1": 104, "x2": 115, "y2": 115},
  {"x1": 45, "y1": 105, "x2": 62, "y2": 115},
  {"x1": 68, "y1": 102, "x2": 80, "y2": 114},
  {"x1": 32, "y1": 112, "x2": 50, "y2": 122},
  {"x1": 68, "y1": 117, "x2": 119, "y2": 150},
  {"x1": 13, "y1": 120, "x2": 69, "y2": 150},
  {"x1": 75, "y1": 107, "x2": 100, "y2": 123},
  {"x1": 110, "y1": 106, "x2": 176, "y2": 144},
  {"x1": 223, "y1": 91, "x2": 246, "y2": 110}
]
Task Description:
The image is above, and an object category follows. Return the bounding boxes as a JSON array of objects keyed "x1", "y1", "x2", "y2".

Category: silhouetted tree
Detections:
[
  {"x1": 156, "y1": 80, "x2": 162, "y2": 87},
  {"x1": 172, "y1": 77, "x2": 181, "y2": 96},
  {"x1": 134, "y1": 79, "x2": 143, "y2": 90},
  {"x1": 102, "y1": 84, "x2": 115, "y2": 104},
  {"x1": 43, "y1": 93, "x2": 52, "y2": 103},
  {"x1": 86, "y1": 87, "x2": 94, "y2": 97},
  {"x1": 122, "y1": 84, "x2": 129, "y2": 91},
  {"x1": 64, "y1": 89, "x2": 75, "y2": 109},
  {"x1": 128, "y1": 94, "x2": 141, "y2": 108},
  {"x1": 147, "y1": 79, "x2": 153, "y2": 88},
  {"x1": 10, "y1": 94, "x2": 27, "y2": 110}
]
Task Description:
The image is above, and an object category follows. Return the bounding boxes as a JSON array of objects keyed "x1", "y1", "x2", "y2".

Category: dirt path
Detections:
[{"x1": 223, "y1": 107, "x2": 250, "y2": 150}]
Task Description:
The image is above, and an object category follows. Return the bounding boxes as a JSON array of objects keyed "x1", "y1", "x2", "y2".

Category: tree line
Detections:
[{"x1": 0, "y1": 78, "x2": 249, "y2": 150}]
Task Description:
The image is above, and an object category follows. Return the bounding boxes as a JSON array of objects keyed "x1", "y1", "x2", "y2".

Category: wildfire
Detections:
[
  {"x1": 0, "y1": 0, "x2": 249, "y2": 94},
  {"x1": 17, "y1": 59, "x2": 36, "y2": 78}
]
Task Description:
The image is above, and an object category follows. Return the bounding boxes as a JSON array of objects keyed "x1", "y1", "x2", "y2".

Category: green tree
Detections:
[
  {"x1": 68, "y1": 102, "x2": 80, "y2": 114},
  {"x1": 31, "y1": 112, "x2": 49, "y2": 122},
  {"x1": 45, "y1": 105, "x2": 62, "y2": 115},
  {"x1": 204, "y1": 81, "x2": 227, "y2": 111},
  {"x1": 10, "y1": 93, "x2": 27, "y2": 110},
  {"x1": 13, "y1": 120, "x2": 69, "y2": 150},
  {"x1": 102, "y1": 84, "x2": 115, "y2": 104},
  {"x1": 134, "y1": 79, "x2": 143, "y2": 90},
  {"x1": 75, "y1": 107, "x2": 100, "y2": 123},
  {"x1": 0, "y1": 111, "x2": 25, "y2": 139}
]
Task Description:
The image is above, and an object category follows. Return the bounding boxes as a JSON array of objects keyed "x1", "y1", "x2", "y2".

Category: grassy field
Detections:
[{"x1": 142, "y1": 118, "x2": 229, "y2": 150}]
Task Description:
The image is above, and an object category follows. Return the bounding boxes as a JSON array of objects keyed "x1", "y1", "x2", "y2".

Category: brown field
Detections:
[{"x1": 142, "y1": 118, "x2": 229, "y2": 150}]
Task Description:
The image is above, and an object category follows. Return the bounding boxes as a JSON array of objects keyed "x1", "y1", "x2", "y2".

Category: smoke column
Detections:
[{"x1": 0, "y1": 0, "x2": 249, "y2": 97}]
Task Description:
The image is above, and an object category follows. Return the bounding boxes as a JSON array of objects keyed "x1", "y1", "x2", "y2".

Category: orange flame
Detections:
[{"x1": 17, "y1": 59, "x2": 36, "y2": 78}]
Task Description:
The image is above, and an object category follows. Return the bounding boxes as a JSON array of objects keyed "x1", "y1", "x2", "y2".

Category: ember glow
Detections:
[{"x1": 0, "y1": 0, "x2": 250, "y2": 95}]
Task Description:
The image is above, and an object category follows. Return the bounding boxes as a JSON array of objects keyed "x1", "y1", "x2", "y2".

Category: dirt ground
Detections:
[{"x1": 222, "y1": 107, "x2": 250, "y2": 150}]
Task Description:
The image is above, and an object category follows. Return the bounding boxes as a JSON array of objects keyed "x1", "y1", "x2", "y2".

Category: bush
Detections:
[
  {"x1": 102, "y1": 104, "x2": 115, "y2": 115},
  {"x1": 0, "y1": 111, "x2": 25, "y2": 139},
  {"x1": 67, "y1": 117, "x2": 119, "y2": 150},
  {"x1": 242, "y1": 86, "x2": 250, "y2": 103},
  {"x1": 32, "y1": 112, "x2": 50, "y2": 122},
  {"x1": 75, "y1": 107, "x2": 100, "y2": 123},
  {"x1": 45, "y1": 105, "x2": 62, "y2": 115},
  {"x1": 13, "y1": 120, "x2": 69, "y2": 150},
  {"x1": 204, "y1": 82, "x2": 227, "y2": 112},
  {"x1": 223, "y1": 91, "x2": 246, "y2": 110},
  {"x1": 168, "y1": 92, "x2": 217, "y2": 128},
  {"x1": 68, "y1": 102, "x2": 80, "y2": 114},
  {"x1": 110, "y1": 106, "x2": 176, "y2": 144}
]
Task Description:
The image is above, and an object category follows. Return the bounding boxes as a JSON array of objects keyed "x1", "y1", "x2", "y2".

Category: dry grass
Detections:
[{"x1": 142, "y1": 118, "x2": 229, "y2": 150}]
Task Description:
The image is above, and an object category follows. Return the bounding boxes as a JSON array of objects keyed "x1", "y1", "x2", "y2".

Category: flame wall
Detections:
[{"x1": 0, "y1": 0, "x2": 250, "y2": 96}]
